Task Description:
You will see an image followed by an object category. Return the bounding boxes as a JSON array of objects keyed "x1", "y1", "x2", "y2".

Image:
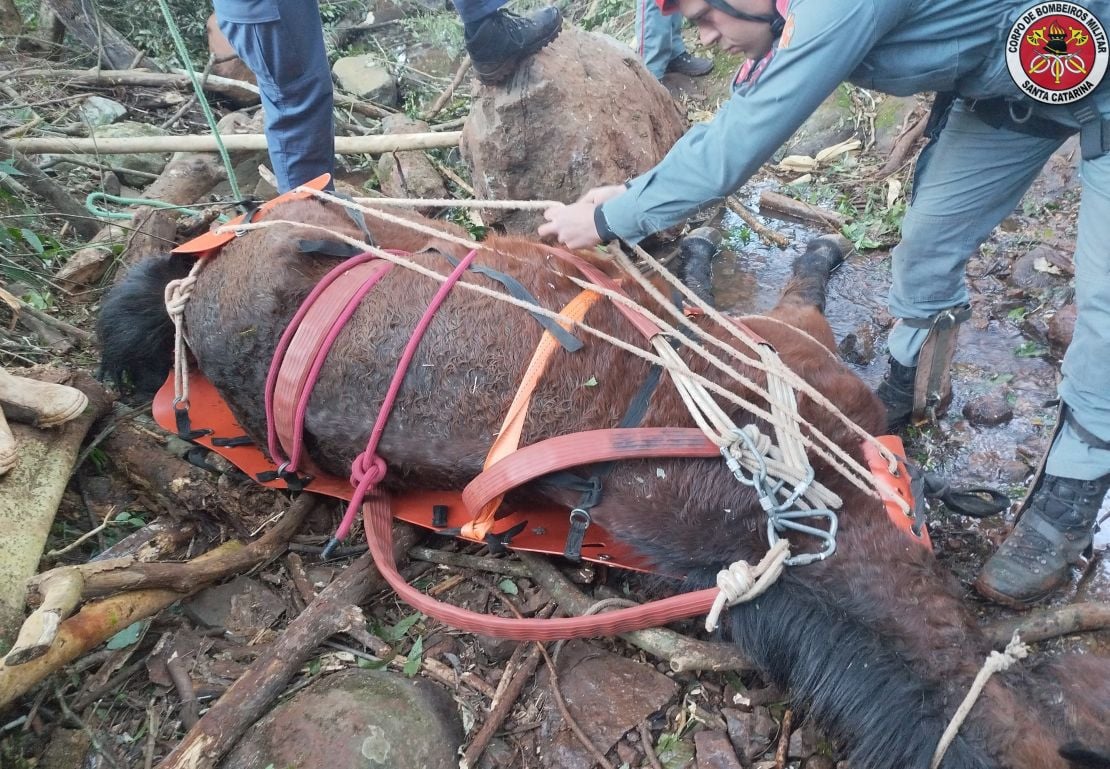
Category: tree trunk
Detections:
[
  {"x1": 38, "y1": 0, "x2": 157, "y2": 70},
  {"x1": 0, "y1": 0, "x2": 22, "y2": 36}
]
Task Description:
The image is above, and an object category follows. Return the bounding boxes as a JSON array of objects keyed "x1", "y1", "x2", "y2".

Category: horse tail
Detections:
[
  {"x1": 97, "y1": 254, "x2": 192, "y2": 394},
  {"x1": 723, "y1": 577, "x2": 996, "y2": 769}
]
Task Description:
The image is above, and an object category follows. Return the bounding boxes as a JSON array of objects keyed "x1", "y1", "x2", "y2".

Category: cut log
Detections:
[
  {"x1": 758, "y1": 190, "x2": 849, "y2": 232},
  {"x1": 0, "y1": 138, "x2": 102, "y2": 240},
  {"x1": 38, "y1": 0, "x2": 157, "y2": 69},
  {"x1": 0, "y1": 370, "x2": 112, "y2": 651},
  {"x1": 155, "y1": 520, "x2": 422, "y2": 769},
  {"x1": 10, "y1": 132, "x2": 463, "y2": 156}
]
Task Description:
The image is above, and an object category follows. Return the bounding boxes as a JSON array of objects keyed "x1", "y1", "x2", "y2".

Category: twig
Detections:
[
  {"x1": 54, "y1": 686, "x2": 123, "y2": 769},
  {"x1": 46, "y1": 506, "x2": 116, "y2": 558},
  {"x1": 144, "y1": 704, "x2": 159, "y2": 769},
  {"x1": 462, "y1": 643, "x2": 544, "y2": 768},
  {"x1": 161, "y1": 54, "x2": 214, "y2": 130},
  {"x1": 73, "y1": 400, "x2": 153, "y2": 472},
  {"x1": 873, "y1": 111, "x2": 928, "y2": 179},
  {"x1": 519, "y1": 553, "x2": 753, "y2": 673},
  {"x1": 408, "y1": 546, "x2": 532, "y2": 578},
  {"x1": 726, "y1": 197, "x2": 791, "y2": 248},
  {"x1": 0, "y1": 284, "x2": 94, "y2": 344},
  {"x1": 639, "y1": 720, "x2": 664, "y2": 769},
  {"x1": 46, "y1": 156, "x2": 162, "y2": 181},
  {"x1": 980, "y1": 602, "x2": 1110, "y2": 647},
  {"x1": 422, "y1": 55, "x2": 471, "y2": 121},
  {"x1": 165, "y1": 651, "x2": 199, "y2": 729},
  {"x1": 285, "y1": 552, "x2": 317, "y2": 605},
  {"x1": 426, "y1": 154, "x2": 475, "y2": 197},
  {"x1": 1, "y1": 115, "x2": 43, "y2": 139},
  {"x1": 774, "y1": 708, "x2": 793, "y2": 769}
]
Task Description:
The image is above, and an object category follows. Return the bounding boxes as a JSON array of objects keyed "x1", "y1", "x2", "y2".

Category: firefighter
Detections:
[{"x1": 538, "y1": 0, "x2": 1110, "y2": 606}]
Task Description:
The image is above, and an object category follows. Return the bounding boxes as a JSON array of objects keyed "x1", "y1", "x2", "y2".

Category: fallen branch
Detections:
[
  {"x1": 518, "y1": 553, "x2": 753, "y2": 673},
  {"x1": 155, "y1": 521, "x2": 421, "y2": 769},
  {"x1": 422, "y1": 55, "x2": 471, "y2": 121},
  {"x1": 408, "y1": 546, "x2": 532, "y2": 578},
  {"x1": 0, "y1": 285, "x2": 93, "y2": 345},
  {"x1": 462, "y1": 643, "x2": 544, "y2": 768},
  {"x1": 7, "y1": 493, "x2": 318, "y2": 665},
  {"x1": 873, "y1": 111, "x2": 929, "y2": 180},
  {"x1": 0, "y1": 541, "x2": 237, "y2": 708},
  {"x1": 8, "y1": 68, "x2": 258, "y2": 104},
  {"x1": 38, "y1": 0, "x2": 158, "y2": 69},
  {"x1": 758, "y1": 190, "x2": 848, "y2": 232},
  {"x1": 980, "y1": 601, "x2": 1110, "y2": 647},
  {"x1": 725, "y1": 197, "x2": 791, "y2": 248},
  {"x1": 0, "y1": 137, "x2": 102, "y2": 239},
  {"x1": 10, "y1": 132, "x2": 463, "y2": 156}
]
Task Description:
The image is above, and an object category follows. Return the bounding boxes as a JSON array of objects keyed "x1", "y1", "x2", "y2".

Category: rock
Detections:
[
  {"x1": 1009, "y1": 244, "x2": 1070, "y2": 292},
  {"x1": 539, "y1": 640, "x2": 680, "y2": 769},
  {"x1": 999, "y1": 459, "x2": 1031, "y2": 483},
  {"x1": 695, "y1": 730, "x2": 744, "y2": 769},
  {"x1": 77, "y1": 95, "x2": 127, "y2": 127},
  {"x1": 805, "y1": 756, "x2": 836, "y2": 769},
  {"x1": 184, "y1": 575, "x2": 286, "y2": 636},
  {"x1": 83, "y1": 121, "x2": 172, "y2": 185},
  {"x1": 1047, "y1": 302, "x2": 1076, "y2": 358},
  {"x1": 871, "y1": 95, "x2": 922, "y2": 156},
  {"x1": 781, "y1": 89, "x2": 859, "y2": 159},
  {"x1": 369, "y1": 0, "x2": 408, "y2": 23},
  {"x1": 333, "y1": 55, "x2": 398, "y2": 106},
  {"x1": 788, "y1": 720, "x2": 820, "y2": 758},
  {"x1": 616, "y1": 739, "x2": 642, "y2": 767},
  {"x1": 723, "y1": 707, "x2": 776, "y2": 764},
  {"x1": 405, "y1": 41, "x2": 462, "y2": 81},
  {"x1": 206, "y1": 14, "x2": 259, "y2": 104},
  {"x1": 837, "y1": 326, "x2": 877, "y2": 366},
  {"x1": 221, "y1": 668, "x2": 464, "y2": 769},
  {"x1": 461, "y1": 26, "x2": 686, "y2": 235},
  {"x1": 962, "y1": 393, "x2": 1014, "y2": 427},
  {"x1": 476, "y1": 737, "x2": 516, "y2": 769},
  {"x1": 376, "y1": 114, "x2": 449, "y2": 209}
]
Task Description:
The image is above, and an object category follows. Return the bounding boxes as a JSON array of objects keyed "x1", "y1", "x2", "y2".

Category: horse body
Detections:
[{"x1": 99, "y1": 198, "x2": 1110, "y2": 769}]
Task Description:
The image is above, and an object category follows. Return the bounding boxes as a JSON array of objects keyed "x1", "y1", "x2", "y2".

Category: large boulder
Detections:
[
  {"x1": 221, "y1": 668, "x2": 463, "y2": 769},
  {"x1": 461, "y1": 27, "x2": 687, "y2": 235}
]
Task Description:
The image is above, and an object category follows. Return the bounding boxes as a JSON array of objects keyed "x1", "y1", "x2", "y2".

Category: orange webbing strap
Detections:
[
  {"x1": 365, "y1": 490, "x2": 718, "y2": 639},
  {"x1": 862, "y1": 434, "x2": 932, "y2": 549},
  {"x1": 460, "y1": 289, "x2": 601, "y2": 540},
  {"x1": 463, "y1": 427, "x2": 722, "y2": 521},
  {"x1": 172, "y1": 173, "x2": 333, "y2": 256}
]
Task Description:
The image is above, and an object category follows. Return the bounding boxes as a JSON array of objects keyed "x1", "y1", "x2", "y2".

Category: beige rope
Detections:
[
  {"x1": 163, "y1": 257, "x2": 207, "y2": 406},
  {"x1": 929, "y1": 633, "x2": 1030, "y2": 769},
  {"x1": 704, "y1": 539, "x2": 791, "y2": 632},
  {"x1": 353, "y1": 196, "x2": 560, "y2": 210}
]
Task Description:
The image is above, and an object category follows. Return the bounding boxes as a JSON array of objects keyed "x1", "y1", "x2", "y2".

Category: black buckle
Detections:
[
  {"x1": 173, "y1": 400, "x2": 213, "y2": 441},
  {"x1": 256, "y1": 463, "x2": 313, "y2": 492},
  {"x1": 563, "y1": 508, "x2": 592, "y2": 562},
  {"x1": 484, "y1": 520, "x2": 528, "y2": 555}
]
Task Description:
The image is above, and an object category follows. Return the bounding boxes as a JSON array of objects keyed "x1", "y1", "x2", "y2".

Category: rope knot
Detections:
[
  {"x1": 704, "y1": 539, "x2": 790, "y2": 633},
  {"x1": 350, "y1": 452, "x2": 387, "y2": 489},
  {"x1": 164, "y1": 275, "x2": 198, "y2": 317}
]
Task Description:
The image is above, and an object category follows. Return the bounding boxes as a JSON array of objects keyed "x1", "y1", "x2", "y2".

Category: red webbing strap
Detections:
[
  {"x1": 365, "y1": 491, "x2": 717, "y2": 640},
  {"x1": 273, "y1": 259, "x2": 393, "y2": 471},
  {"x1": 462, "y1": 427, "x2": 721, "y2": 521}
]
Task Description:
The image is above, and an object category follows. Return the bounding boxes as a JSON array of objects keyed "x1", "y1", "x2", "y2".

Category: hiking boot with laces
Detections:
[
  {"x1": 975, "y1": 473, "x2": 1109, "y2": 606},
  {"x1": 666, "y1": 52, "x2": 714, "y2": 77},
  {"x1": 465, "y1": 7, "x2": 563, "y2": 85},
  {"x1": 875, "y1": 355, "x2": 916, "y2": 432}
]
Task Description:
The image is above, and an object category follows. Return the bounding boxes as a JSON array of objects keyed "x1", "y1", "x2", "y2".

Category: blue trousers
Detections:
[
  {"x1": 450, "y1": 0, "x2": 507, "y2": 24},
  {"x1": 212, "y1": 0, "x2": 334, "y2": 192},
  {"x1": 888, "y1": 100, "x2": 1110, "y2": 480},
  {"x1": 635, "y1": 0, "x2": 686, "y2": 79}
]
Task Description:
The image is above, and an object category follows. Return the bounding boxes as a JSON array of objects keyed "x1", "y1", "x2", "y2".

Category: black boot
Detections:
[
  {"x1": 465, "y1": 7, "x2": 563, "y2": 85},
  {"x1": 975, "y1": 473, "x2": 1108, "y2": 606},
  {"x1": 678, "y1": 226, "x2": 721, "y2": 308},
  {"x1": 875, "y1": 355, "x2": 916, "y2": 432}
]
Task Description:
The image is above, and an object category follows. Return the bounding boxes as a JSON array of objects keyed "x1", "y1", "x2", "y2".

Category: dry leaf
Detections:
[{"x1": 1033, "y1": 257, "x2": 1064, "y2": 276}]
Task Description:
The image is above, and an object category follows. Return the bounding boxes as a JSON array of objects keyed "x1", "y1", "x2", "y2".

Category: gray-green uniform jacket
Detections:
[{"x1": 601, "y1": 0, "x2": 1110, "y2": 242}]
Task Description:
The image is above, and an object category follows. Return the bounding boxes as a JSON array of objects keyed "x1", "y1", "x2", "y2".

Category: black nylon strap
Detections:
[{"x1": 1065, "y1": 406, "x2": 1110, "y2": 451}]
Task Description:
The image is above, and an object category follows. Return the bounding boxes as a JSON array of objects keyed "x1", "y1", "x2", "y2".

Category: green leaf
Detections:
[
  {"x1": 583, "y1": 376, "x2": 598, "y2": 387},
  {"x1": 307, "y1": 657, "x2": 321, "y2": 676},
  {"x1": 497, "y1": 578, "x2": 519, "y2": 596},
  {"x1": 403, "y1": 635, "x2": 424, "y2": 677},
  {"x1": 357, "y1": 656, "x2": 390, "y2": 670},
  {"x1": 385, "y1": 612, "x2": 423, "y2": 641},
  {"x1": 19, "y1": 229, "x2": 43, "y2": 255},
  {"x1": 0, "y1": 160, "x2": 24, "y2": 177},
  {"x1": 1006, "y1": 307, "x2": 1027, "y2": 321},
  {"x1": 105, "y1": 620, "x2": 144, "y2": 650}
]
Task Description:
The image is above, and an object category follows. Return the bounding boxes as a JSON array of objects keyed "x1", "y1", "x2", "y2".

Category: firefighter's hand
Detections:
[{"x1": 538, "y1": 201, "x2": 602, "y2": 249}]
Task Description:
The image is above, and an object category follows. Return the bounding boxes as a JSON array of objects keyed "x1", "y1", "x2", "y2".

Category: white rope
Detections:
[
  {"x1": 704, "y1": 539, "x2": 791, "y2": 632},
  {"x1": 353, "y1": 196, "x2": 559, "y2": 210},
  {"x1": 163, "y1": 258, "x2": 206, "y2": 405},
  {"x1": 929, "y1": 633, "x2": 1030, "y2": 769}
]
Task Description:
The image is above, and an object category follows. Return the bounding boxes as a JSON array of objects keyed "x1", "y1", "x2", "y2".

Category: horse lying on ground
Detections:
[{"x1": 98, "y1": 196, "x2": 1110, "y2": 769}]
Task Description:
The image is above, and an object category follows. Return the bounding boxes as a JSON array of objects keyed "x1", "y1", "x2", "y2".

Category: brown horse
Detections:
[{"x1": 98, "y1": 197, "x2": 1110, "y2": 769}]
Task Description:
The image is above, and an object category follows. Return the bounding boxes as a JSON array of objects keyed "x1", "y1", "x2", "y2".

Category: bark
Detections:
[
  {"x1": 980, "y1": 602, "x2": 1110, "y2": 647},
  {"x1": 0, "y1": 137, "x2": 102, "y2": 240},
  {"x1": 0, "y1": 0, "x2": 22, "y2": 35},
  {"x1": 758, "y1": 190, "x2": 849, "y2": 232},
  {"x1": 10, "y1": 132, "x2": 463, "y2": 156},
  {"x1": 155, "y1": 521, "x2": 421, "y2": 769},
  {"x1": 38, "y1": 0, "x2": 157, "y2": 69},
  {"x1": 0, "y1": 370, "x2": 112, "y2": 651}
]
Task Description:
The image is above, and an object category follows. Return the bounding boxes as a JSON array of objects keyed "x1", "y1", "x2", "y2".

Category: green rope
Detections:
[
  {"x1": 86, "y1": 191, "x2": 230, "y2": 222},
  {"x1": 156, "y1": 0, "x2": 242, "y2": 202}
]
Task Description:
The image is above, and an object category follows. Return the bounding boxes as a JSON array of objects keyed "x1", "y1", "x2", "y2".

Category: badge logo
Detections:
[{"x1": 1006, "y1": 2, "x2": 1108, "y2": 103}]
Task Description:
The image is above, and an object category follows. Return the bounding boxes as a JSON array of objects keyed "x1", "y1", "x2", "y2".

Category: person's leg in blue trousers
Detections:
[
  {"x1": 213, "y1": 0, "x2": 334, "y2": 192},
  {"x1": 636, "y1": 0, "x2": 685, "y2": 79},
  {"x1": 450, "y1": 0, "x2": 506, "y2": 25},
  {"x1": 449, "y1": 0, "x2": 563, "y2": 85}
]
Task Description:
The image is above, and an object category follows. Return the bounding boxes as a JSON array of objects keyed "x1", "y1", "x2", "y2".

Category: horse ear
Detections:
[{"x1": 1060, "y1": 742, "x2": 1110, "y2": 769}]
